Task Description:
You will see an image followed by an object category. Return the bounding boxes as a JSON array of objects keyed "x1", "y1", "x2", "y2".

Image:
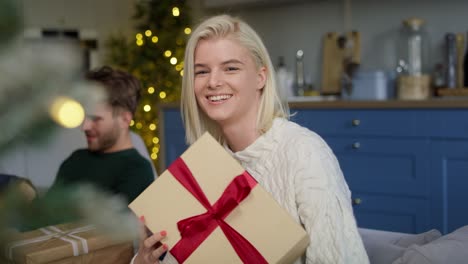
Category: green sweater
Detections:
[{"x1": 51, "y1": 148, "x2": 154, "y2": 204}]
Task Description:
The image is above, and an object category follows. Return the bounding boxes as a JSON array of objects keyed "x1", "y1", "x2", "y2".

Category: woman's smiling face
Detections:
[{"x1": 193, "y1": 37, "x2": 266, "y2": 127}]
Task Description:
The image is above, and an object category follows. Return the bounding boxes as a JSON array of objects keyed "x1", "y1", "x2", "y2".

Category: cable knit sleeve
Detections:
[{"x1": 292, "y1": 134, "x2": 369, "y2": 264}]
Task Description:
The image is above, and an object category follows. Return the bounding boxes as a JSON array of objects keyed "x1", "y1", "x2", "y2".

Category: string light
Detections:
[
  {"x1": 49, "y1": 96, "x2": 85, "y2": 128},
  {"x1": 127, "y1": 4, "x2": 189, "y2": 168},
  {"x1": 172, "y1": 7, "x2": 180, "y2": 17},
  {"x1": 180, "y1": 70, "x2": 184, "y2": 76},
  {"x1": 153, "y1": 147, "x2": 159, "y2": 154}
]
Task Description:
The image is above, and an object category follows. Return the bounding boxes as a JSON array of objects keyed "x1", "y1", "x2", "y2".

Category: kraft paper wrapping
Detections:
[
  {"x1": 129, "y1": 133, "x2": 309, "y2": 263},
  {"x1": 6, "y1": 222, "x2": 133, "y2": 264}
]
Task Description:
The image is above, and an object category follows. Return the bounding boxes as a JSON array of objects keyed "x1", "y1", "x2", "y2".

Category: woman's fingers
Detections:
[
  {"x1": 137, "y1": 215, "x2": 169, "y2": 264},
  {"x1": 138, "y1": 216, "x2": 150, "y2": 242},
  {"x1": 144, "y1": 230, "x2": 167, "y2": 248},
  {"x1": 151, "y1": 242, "x2": 169, "y2": 260}
]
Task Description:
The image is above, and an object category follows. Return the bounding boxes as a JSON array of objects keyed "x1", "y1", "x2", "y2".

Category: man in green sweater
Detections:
[{"x1": 50, "y1": 66, "x2": 154, "y2": 204}]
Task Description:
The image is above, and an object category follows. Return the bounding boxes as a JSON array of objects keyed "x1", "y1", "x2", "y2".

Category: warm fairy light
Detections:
[
  {"x1": 152, "y1": 147, "x2": 159, "y2": 153},
  {"x1": 49, "y1": 96, "x2": 85, "y2": 128},
  {"x1": 147, "y1": 86, "x2": 155, "y2": 94},
  {"x1": 184, "y1": 27, "x2": 191, "y2": 35},
  {"x1": 130, "y1": 120, "x2": 135, "y2": 126},
  {"x1": 151, "y1": 36, "x2": 158, "y2": 43},
  {"x1": 170, "y1": 57, "x2": 177, "y2": 65},
  {"x1": 145, "y1": 30, "x2": 152, "y2": 37},
  {"x1": 136, "y1": 122, "x2": 142, "y2": 129},
  {"x1": 149, "y1": 123, "x2": 156, "y2": 130},
  {"x1": 180, "y1": 70, "x2": 184, "y2": 76},
  {"x1": 151, "y1": 153, "x2": 157, "y2": 160},
  {"x1": 136, "y1": 39, "x2": 144, "y2": 46},
  {"x1": 152, "y1": 137, "x2": 159, "y2": 144},
  {"x1": 175, "y1": 65, "x2": 183, "y2": 71},
  {"x1": 143, "y1": 104, "x2": 151, "y2": 112},
  {"x1": 172, "y1": 7, "x2": 180, "y2": 17},
  {"x1": 136, "y1": 33, "x2": 143, "y2": 40},
  {"x1": 164, "y1": 50, "x2": 172, "y2": 57},
  {"x1": 159, "y1": 91, "x2": 167, "y2": 99}
]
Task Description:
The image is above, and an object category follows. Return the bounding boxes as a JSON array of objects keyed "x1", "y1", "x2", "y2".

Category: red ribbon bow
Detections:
[{"x1": 168, "y1": 157, "x2": 268, "y2": 263}]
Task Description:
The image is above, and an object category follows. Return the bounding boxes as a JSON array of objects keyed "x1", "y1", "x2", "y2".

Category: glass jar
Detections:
[{"x1": 396, "y1": 18, "x2": 431, "y2": 100}]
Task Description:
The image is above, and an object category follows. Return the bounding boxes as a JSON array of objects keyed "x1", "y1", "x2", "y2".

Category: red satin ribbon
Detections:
[{"x1": 167, "y1": 157, "x2": 268, "y2": 264}]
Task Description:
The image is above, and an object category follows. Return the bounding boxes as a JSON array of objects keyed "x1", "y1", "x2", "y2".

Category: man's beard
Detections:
[{"x1": 89, "y1": 128, "x2": 121, "y2": 153}]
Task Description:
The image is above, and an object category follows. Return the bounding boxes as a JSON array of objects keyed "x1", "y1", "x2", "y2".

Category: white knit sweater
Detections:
[
  {"x1": 132, "y1": 118, "x2": 369, "y2": 264},
  {"x1": 225, "y1": 118, "x2": 369, "y2": 264}
]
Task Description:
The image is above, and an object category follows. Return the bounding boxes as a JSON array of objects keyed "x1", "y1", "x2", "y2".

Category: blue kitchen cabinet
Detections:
[
  {"x1": 430, "y1": 140, "x2": 468, "y2": 234},
  {"x1": 159, "y1": 104, "x2": 468, "y2": 234},
  {"x1": 159, "y1": 106, "x2": 187, "y2": 168}
]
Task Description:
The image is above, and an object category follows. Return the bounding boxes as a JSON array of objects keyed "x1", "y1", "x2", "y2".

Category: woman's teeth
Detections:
[{"x1": 209, "y1": 94, "x2": 232, "y2": 101}]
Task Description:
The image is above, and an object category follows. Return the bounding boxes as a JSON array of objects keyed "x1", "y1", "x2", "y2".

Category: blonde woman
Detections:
[{"x1": 133, "y1": 15, "x2": 369, "y2": 264}]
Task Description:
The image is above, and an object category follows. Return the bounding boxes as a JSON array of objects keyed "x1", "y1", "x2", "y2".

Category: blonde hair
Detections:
[{"x1": 181, "y1": 14, "x2": 288, "y2": 145}]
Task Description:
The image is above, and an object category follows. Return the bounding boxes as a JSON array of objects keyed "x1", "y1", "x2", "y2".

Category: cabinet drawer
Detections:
[
  {"x1": 291, "y1": 109, "x2": 420, "y2": 137},
  {"x1": 324, "y1": 136, "x2": 430, "y2": 198},
  {"x1": 352, "y1": 193, "x2": 431, "y2": 233},
  {"x1": 422, "y1": 110, "x2": 468, "y2": 139}
]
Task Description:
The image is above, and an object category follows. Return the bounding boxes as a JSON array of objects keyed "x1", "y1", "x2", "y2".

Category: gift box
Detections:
[
  {"x1": 129, "y1": 133, "x2": 309, "y2": 263},
  {"x1": 5, "y1": 222, "x2": 133, "y2": 264}
]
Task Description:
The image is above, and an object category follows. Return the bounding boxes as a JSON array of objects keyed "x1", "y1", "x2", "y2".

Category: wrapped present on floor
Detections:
[
  {"x1": 4, "y1": 222, "x2": 133, "y2": 264},
  {"x1": 129, "y1": 133, "x2": 309, "y2": 263}
]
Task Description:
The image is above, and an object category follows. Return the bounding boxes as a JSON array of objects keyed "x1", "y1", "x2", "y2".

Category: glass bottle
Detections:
[
  {"x1": 294, "y1": 50, "x2": 305, "y2": 96},
  {"x1": 396, "y1": 18, "x2": 431, "y2": 100}
]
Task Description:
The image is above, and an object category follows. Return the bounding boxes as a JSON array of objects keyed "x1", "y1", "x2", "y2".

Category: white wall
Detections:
[
  {"x1": 0, "y1": 128, "x2": 85, "y2": 189},
  {"x1": 203, "y1": 0, "x2": 468, "y2": 86},
  {"x1": 20, "y1": 0, "x2": 138, "y2": 67},
  {"x1": 19, "y1": 0, "x2": 468, "y2": 84}
]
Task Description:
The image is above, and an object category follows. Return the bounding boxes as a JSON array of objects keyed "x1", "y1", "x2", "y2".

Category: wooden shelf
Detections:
[{"x1": 436, "y1": 88, "x2": 468, "y2": 97}]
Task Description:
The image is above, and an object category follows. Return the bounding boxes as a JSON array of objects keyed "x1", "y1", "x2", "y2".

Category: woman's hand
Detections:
[{"x1": 134, "y1": 216, "x2": 168, "y2": 264}]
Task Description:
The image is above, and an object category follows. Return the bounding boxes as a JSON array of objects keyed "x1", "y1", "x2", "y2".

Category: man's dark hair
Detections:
[{"x1": 86, "y1": 66, "x2": 141, "y2": 115}]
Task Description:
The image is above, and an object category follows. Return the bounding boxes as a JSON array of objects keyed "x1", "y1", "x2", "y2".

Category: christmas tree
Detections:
[{"x1": 106, "y1": 0, "x2": 192, "y2": 172}]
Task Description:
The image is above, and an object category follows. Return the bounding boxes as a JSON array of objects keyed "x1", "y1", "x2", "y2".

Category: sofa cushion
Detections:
[
  {"x1": 359, "y1": 228, "x2": 442, "y2": 264},
  {"x1": 392, "y1": 226, "x2": 468, "y2": 264},
  {"x1": 367, "y1": 242, "x2": 405, "y2": 264},
  {"x1": 394, "y1": 229, "x2": 441, "y2": 248}
]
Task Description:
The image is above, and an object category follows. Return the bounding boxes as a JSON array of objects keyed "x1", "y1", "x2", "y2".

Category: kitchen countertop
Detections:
[{"x1": 289, "y1": 98, "x2": 468, "y2": 109}]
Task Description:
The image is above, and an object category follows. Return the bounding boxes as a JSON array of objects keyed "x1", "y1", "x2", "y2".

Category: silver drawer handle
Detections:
[
  {"x1": 353, "y1": 198, "x2": 363, "y2": 205},
  {"x1": 352, "y1": 119, "x2": 361, "y2": 126},
  {"x1": 352, "y1": 142, "x2": 361, "y2": 149}
]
